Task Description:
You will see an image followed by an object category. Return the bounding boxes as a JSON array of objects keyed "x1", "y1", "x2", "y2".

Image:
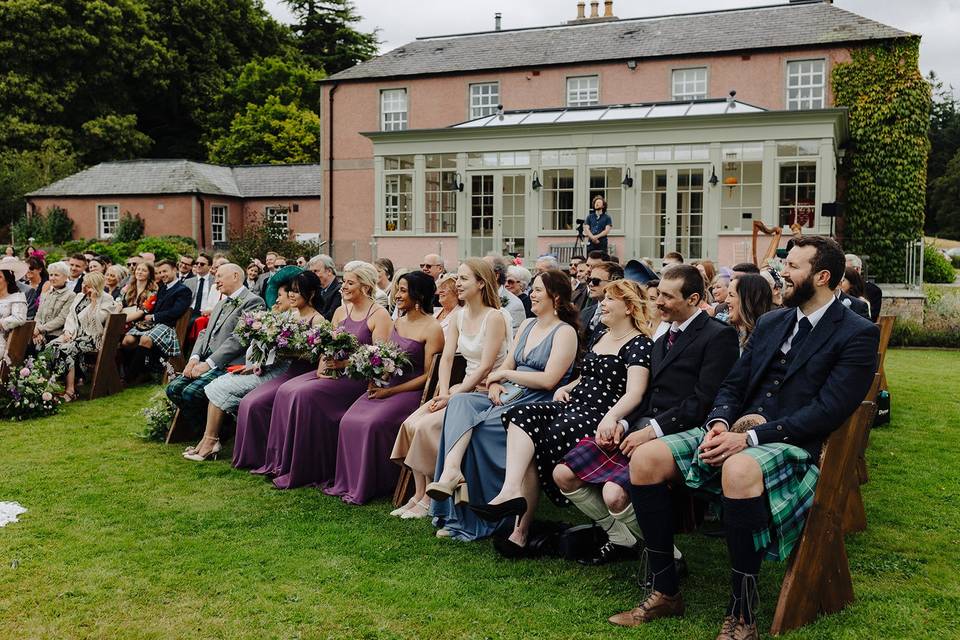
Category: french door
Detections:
[
  {"x1": 468, "y1": 172, "x2": 528, "y2": 258},
  {"x1": 634, "y1": 166, "x2": 706, "y2": 260}
]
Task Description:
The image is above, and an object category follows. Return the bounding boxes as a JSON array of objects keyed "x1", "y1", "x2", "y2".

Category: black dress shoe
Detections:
[
  {"x1": 578, "y1": 541, "x2": 639, "y2": 566},
  {"x1": 469, "y1": 497, "x2": 528, "y2": 522},
  {"x1": 640, "y1": 557, "x2": 689, "y2": 589}
]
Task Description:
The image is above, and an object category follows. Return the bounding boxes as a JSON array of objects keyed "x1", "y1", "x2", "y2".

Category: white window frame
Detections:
[
  {"x1": 382, "y1": 157, "x2": 414, "y2": 234},
  {"x1": 672, "y1": 67, "x2": 708, "y2": 101},
  {"x1": 566, "y1": 75, "x2": 599, "y2": 107},
  {"x1": 541, "y1": 168, "x2": 575, "y2": 232},
  {"x1": 469, "y1": 82, "x2": 500, "y2": 120},
  {"x1": 210, "y1": 204, "x2": 228, "y2": 243},
  {"x1": 425, "y1": 154, "x2": 458, "y2": 234},
  {"x1": 97, "y1": 204, "x2": 119, "y2": 239},
  {"x1": 777, "y1": 159, "x2": 819, "y2": 230},
  {"x1": 264, "y1": 206, "x2": 288, "y2": 230},
  {"x1": 786, "y1": 59, "x2": 826, "y2": 110},
  {"x1": 381, "y1": 88, "x2": 408, "y2": 131}
]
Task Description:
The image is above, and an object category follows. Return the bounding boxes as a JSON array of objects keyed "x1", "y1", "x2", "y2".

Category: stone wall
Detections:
[{"x1": 878, "y1": 285, "x2": 926, "y2": 323}]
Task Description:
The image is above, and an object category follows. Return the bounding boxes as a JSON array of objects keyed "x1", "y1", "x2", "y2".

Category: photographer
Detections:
[{"x1": 582, "y1": 196, "x2": 613, "y2": 254}]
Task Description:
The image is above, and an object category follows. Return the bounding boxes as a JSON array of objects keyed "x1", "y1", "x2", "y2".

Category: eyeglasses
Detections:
[
  {"x1": 588, "y1": 277, "x2": 609, "y2": 287},
  {"x1": 196, "y1": 262, "x2": 209, "y2": 267}
]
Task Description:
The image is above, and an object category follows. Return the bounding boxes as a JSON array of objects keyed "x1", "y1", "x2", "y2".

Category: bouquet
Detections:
[
  {"x1": 345, "y1": 341, "x2": 412, "y2": 388},
  {"x1": 311, "y1": 324, "x2": 360, "y2": 378},
  {"x1": 235, "y1": 310, "x2": 317, "y2": 367},
  {"x1": 0, "y1": 355, "x2": 63, "y2": 421},
  {"x1": 136, "y1": 391, "x2": 177, "y2": 441}
]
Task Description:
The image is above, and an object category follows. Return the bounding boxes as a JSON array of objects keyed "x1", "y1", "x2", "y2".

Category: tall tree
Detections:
[
  {"x1": 282, "y1": 0, "x2": 379, "y2": 75},
  {"x1": 925, "y1": 71, "x2": 960, "y2": 237},
  {"x1": 207, "y1": 95, "x2": 322, "y2": 165}
]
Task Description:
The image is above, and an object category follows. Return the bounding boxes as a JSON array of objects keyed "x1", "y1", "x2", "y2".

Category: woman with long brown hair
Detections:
[
  {"x1": 727, "y1": 273, "x2": 774, "y2": 350},
  {"x1": 473, "y1": 279, "x2": 655, "y2": 555}
]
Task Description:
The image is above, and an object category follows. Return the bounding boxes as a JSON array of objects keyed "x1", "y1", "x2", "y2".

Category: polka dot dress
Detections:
[{"x1": 502, "y1": 331, "x2": 653, "y2": 506}]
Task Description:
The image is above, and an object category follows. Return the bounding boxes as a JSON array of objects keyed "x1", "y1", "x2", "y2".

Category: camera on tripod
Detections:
[{"x1": 576, "y1": 218, "x2": 586, "y2": 235}]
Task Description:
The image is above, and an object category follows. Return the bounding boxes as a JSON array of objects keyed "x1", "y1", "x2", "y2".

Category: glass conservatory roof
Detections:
[{"x1": 453, "y1": 98, "x2": 765, "y2": 128}]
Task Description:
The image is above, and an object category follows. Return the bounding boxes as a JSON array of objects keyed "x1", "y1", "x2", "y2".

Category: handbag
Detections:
[
  {"x1": 557, "y1": 523, "x2": 608, "y2": 562},
  {"x1": 499, "y1": 382, "x2": 527, "y2": 404}
]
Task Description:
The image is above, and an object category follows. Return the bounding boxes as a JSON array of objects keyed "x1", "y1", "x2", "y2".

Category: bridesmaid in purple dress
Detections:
[
  {"x1": 325, "y1": 272, "x2": 444, "y2": 505},
  {"x1": 252, "y1": 261, "x2": 392, "y2": 489}
]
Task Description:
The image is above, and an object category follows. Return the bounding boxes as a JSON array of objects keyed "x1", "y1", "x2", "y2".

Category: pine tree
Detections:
[{"x1": 283, "y1": 0, "x2": 379, "y2": 75}]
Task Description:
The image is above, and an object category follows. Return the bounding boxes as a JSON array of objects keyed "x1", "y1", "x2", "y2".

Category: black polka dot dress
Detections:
[{"x1": 501, "y1": 331, "x2": 653, "y2": 506}]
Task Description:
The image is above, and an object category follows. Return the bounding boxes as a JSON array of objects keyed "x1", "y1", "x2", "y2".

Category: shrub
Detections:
[
  {"x1": 952, "y1": 254, "x2": 960, "y2": 269},
  {"x1": 11, "y1": 210, "x2": 46, "y2": 244},
  {"x1": 227, "y1": 209, "x2": 318, "y2": 268},
  {"x1": 924, "y1": 244, "x2": 956, "y2": 284},
  {"x1": 890, "y1": 288, "x2": 960, "y2": 348},
  {"x1": 114, "y1": 211, "x2": 145, "y2": 242},
  {"x1": 84, "y1": 241, "x2": 122, "y2": 265},
  {"x1": 59, "y1": 239, "x2": 91, "y2": 256},
  {"x1": 43, "y1": 206, "x2": 74, "y2": 244},
  {"x1": 133, "y1": 237, "x2": 182, "y2": 263}
]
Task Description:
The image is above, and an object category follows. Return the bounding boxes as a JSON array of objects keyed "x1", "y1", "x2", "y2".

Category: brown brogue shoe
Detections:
[
  {"x1": 608, "y1": 591, "x2": 684, "y2": 627},
  {"x1": 715, "y1": 615, "x2": 759, "y2": 640}
]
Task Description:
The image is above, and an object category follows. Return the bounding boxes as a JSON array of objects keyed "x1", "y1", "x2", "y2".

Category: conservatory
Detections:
[{"x1": 362, "y1": 99, "x2": 849, "y2": 267}]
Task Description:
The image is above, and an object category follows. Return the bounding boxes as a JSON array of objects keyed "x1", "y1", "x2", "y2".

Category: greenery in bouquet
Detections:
[
  {"x1": 235, "y1": 310, "x2": 317, "y2": 367},
  {"x1": 136, "y1": 391, "x2": 177, "y2": 442},
  {"x1": 345, "y1": 341, "x2": 412, "y2": 388},
  {"x1": 310, "y1": 324, "x2": 360, "y2": 378},
  {"x1": 0, "y1": 355, "x2": 63, "y2": 421}
]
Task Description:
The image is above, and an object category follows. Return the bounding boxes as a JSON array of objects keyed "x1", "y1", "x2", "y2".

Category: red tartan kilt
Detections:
[
  {"x1": 187, "y1": 316, "x2": 209, "y2": 341},
  {"x1": 563, "y1": 436, "x2": 632, "y2": 489}
]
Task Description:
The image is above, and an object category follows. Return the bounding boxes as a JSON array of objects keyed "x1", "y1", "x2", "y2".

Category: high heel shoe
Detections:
[
  {"x1": 469, "y1": 497, "x2": 527, "y2": 522},
  {"x1": 183, "y1": 437, "x2": 221, "y2": 462},
  {"x1": 425, "y1": 475, "x2": 464, "y2": 502}
]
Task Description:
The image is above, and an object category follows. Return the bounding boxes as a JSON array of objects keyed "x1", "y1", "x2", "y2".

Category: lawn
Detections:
[{"x1": 1, "y1": 349, "x2": 958, "y2": 639}]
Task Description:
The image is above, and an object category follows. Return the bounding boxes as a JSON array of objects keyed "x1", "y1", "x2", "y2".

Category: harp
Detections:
[{"x1": 752, "y1": 220, "x2": 783, "y2": 267}]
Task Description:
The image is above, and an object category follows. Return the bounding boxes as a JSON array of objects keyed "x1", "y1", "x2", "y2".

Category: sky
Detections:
[{"x1": 263, "y1": 0, "x2": 959, "y2": 94}]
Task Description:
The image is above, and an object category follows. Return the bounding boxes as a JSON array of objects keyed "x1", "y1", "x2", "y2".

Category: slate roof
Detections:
[
  {"x1": 27, "y1": 160, "x2": 323, "y2": 198},
  {"x1": 326, "y1": 1, "x2": 912, "y2": 82}
]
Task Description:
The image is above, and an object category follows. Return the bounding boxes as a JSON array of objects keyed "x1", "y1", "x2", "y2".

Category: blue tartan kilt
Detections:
[
  {"x1": 663, "y1": 427, "x2": 820, "y2": 562},
  {"x1": 126, "y1": 323, "x2": 181, "y2": 357},
  {"x1": 563, "y1": 436, "x2": 632, "y2": 489}
]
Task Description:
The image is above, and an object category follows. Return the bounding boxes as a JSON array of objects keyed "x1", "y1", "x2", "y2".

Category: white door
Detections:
[
  {"x1": 634, "y1": 165, "x2": 707, "y2": 261},
  {"x1": 467, "y1": 172, "x2": 529, "y2": 259}
]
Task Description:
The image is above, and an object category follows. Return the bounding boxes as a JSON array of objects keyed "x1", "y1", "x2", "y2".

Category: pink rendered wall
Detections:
[
  {"x1": 27, "y1": 196, "x2": 197, "y2": 242},
  {"x1": 241, "y1": 198, "x2": 323, "y2": 236},
  {"x1": 321, "y1": 45, "x2": 854, "y2": 261}
]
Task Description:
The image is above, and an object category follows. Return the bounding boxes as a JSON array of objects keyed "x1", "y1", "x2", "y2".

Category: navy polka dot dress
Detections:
[{"x1": 502, "y1": 331, "x2": 653, "y2": 506}]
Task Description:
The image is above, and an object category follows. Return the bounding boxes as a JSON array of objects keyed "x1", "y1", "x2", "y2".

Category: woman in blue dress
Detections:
[{"x1": 425, "y1": 269, "x2": 580, "y2": 540}]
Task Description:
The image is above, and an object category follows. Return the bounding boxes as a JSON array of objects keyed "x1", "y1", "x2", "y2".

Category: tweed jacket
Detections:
[
  {"x1": 62, "y1": 292, "x2": 121, "y2": 350},
  {"x1": 190, "y1": 287, "x2": 265, "y2": 369},
  {"x1": 33, "y1": 285, "x2": 76, "y2": 338}
]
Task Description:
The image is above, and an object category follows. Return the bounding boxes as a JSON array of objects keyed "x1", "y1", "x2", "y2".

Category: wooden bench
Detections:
[
  {"x1": 1, "y1": 321, "x2": 36, "y2": 383},
  {"x1": 856, "y1": 316, "x2": 894, "y2": 486},
  {"x1": 770, "y1": 398, "x2": 877, "y2": 635},
  {"x1": 391, "y1": 353, "x2": 468, "y2": 508},
  {"x1": 88, "y1": 313, "x2": 126, "y2": 400}
]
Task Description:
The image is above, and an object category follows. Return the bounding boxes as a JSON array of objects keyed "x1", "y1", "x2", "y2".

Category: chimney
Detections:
[
  {"x1": 590, "y1": 1, "x2": 600, "y2": 18},
  {"x1": 576, "y1": 1, "x2": 585, "y2": 19},
  {"x1": 604, "y1": 1, "x2": 613, "y2": 17},
  {"x1": 495, "y1": 12, "x2": 501, "y2": 31}
]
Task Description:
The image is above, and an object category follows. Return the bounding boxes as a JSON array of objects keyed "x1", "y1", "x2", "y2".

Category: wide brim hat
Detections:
[
  {"x1": 0, "y1": 256, "x2": 29, "y2": 280},
  {"x1": 264, "y1": 265, "x2": 304, "y2": 308},
  {"x1": 623, "y1": 259, "x2": 658, "y2": 285}
]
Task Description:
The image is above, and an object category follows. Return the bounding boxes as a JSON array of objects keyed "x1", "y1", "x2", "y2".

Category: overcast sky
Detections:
[{"x1": 263, "y1": 0, "x2": 959, "y2": 93}]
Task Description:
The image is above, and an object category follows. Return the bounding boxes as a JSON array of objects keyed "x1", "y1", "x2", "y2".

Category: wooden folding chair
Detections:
[
  {"x1": 770, "y1": 399, "x2": 877, "y2": 635},
  {"x1": 874, "y1": 315, "x2": 895, "y2": 394},
  {"x1": 162, "y1": 309, "x2": 193, "y2": 384},
  {"x1": 857, "y1": 318, "x2": 894, "y2": 486},
  {"x1": 1, "y1": 321, "x2": 36, "y2": 384},
  {"x1": 392, "y1": 353, "x2": 468, "y2": 508},
  {"x1": 88, "y1": 314, "x2": 126, "y2": 400}
]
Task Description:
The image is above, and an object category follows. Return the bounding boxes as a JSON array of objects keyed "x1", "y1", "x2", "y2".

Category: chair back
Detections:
[{"x1": 0, "y1": 321, "x2": 36, "y2": 383}]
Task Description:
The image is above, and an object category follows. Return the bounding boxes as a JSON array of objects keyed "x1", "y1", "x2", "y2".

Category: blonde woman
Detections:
[
  {"x1": 43, "y1": 272, "x2": 120, "y2": 400},
  {"x1": 104, "y1": 265, "x2": 128, "y2": 300},
  {"x1": 433, "y1": 273, "x2": 461, "y2": 334},
  {"x1": 474, "y1": 280, "x2": 655, "y2": 554}
]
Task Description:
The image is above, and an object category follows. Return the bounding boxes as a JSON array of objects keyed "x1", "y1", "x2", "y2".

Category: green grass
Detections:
[{"x1": 1, "y1": 350, "x2": 958, "y2": 639}]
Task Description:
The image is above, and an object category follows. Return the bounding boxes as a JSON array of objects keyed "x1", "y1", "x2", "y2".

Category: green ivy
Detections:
[{"x1": 833, "y1": 39, "x2": 931, "y2": 282}]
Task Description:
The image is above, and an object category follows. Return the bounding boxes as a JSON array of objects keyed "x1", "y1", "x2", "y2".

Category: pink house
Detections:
[
  {"x1": 318, "y1": 0, "x2": 912, "y2": 268},
  {"x1": 26, "y1": 160, "x2": 323, "y2": 249}
]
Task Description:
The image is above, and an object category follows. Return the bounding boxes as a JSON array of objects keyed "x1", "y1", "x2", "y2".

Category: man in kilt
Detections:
[
  {"x1": 166, "y1": 264, "x2": 264, "y2": 429},
  {"x1": 122, "y1": 259, "x2": 191, "y2": 381},
  {"x1": 609, "y1": 237, "x2": 879, "y2": 640}
]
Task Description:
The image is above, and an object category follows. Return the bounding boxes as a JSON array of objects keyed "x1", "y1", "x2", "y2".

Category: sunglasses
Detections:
[
  {"x1": 588, "y1": 277, "x2": 609, "y2": 287},
  {"x1": 420, "y1": 263, "x2": 441, "y2": 269},
  {"x1": 125, "y1": 262, "x2": 137, "y2": 268},
  {"x1": 505, "y1": 278, "x2": 520, "y2": 285}
]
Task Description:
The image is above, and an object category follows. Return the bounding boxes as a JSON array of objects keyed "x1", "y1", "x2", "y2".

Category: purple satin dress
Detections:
[
  {"x1": 251, "y1": 309, "x2": 374, "y2": 489},
  {"x1": 324, "y1": 329, "x2": 426, "y2": 505}
]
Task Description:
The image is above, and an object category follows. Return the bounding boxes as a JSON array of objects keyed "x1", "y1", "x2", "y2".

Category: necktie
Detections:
[
  {"x1": 790, "y1": 317, "x2": 813, "y2": 352},
  {"x1": 193, "y1": 276, "x2": 205, "y2": 313},
  {"x1": 666, "y1": 328, "x2": 680, "y2": 351}
]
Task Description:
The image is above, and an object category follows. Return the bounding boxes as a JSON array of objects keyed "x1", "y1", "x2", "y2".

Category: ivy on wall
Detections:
[{"x1": 832, "y1": 39, "x2": 931, "y2": 283}]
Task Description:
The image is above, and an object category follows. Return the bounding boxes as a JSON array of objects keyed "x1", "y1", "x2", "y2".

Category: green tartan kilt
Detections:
[{"x1": 663, "y1": 427, "x2": 819, "y2": 562}]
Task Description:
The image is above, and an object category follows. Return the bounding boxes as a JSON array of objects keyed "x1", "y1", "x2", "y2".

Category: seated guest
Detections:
[
  {"x1": 87, "y1": 257, "x2": 105, "y2": 275},
  {"x1": 32, "y1": 262, "x2": 74, "y2": 348},
  {"x1": 505, "y1": 265, "x2": 534, "y2": 318},
  {"x1": 391, "y1": 259, "x2": 509, "y2": 516},
  {"x1": 165, "y1": 265, "x2": 265, "y2": 429},
  {"x1": 572, "y1": 260, "x2": 591, "y2": 310},
  {"x1": 661, "y1": 252, "x2": 683, "y2": 271},
  {"x1": 732, "y1": 262, "x2": 760, "y2": 275},
  {"x1": 413, "y1": 270, "x2": 578, "y2": 538},
  {"x1": 610, "y1": 237, "x2": 878, "y2": 638},
  {"x1": 66, "y1": 254, "x2": 88, "y2": 294},
  {"x1": 485, "y1": 255, "x2": 525, "y2": 333},
  {"x1": 846, "y1": 253, "x2": 882, "y2": 322},
  {"x1": 104, "y1": 265, "x2": 127, "y2": 300},
  {"x1": 251, "y1": 261, "x2": 391, "y2": 489},
  {"x1": 119, "y1": 261, "x2": 158, "y2": 324},
  {"x1": 727, "y1": 274, "x2": 774, "y2": 351},
  {"x1": 23, "y1": 256, "x2": 47, "y2": 319},
  {"x1": 692, "y1": 260, "x2": 716, "y2": 301},
  {"x1": 711, "y1": 268, "x2": 733, "y2": 322},
  {"x1": 375, "y1": 257, "x2": 395, "y2": 311},
  {"x1": 556, "y1": 265, "x2": 740, "y2": 565},
  {"x1": 534, "y1": 254, "x2": 560, "y2": 275},
  {"x1": 177, "y1": 254, "x2": 195, "y2": 283},
  {"x1": 121, "y1": 259, "x2": 192, "y2": 382},
  {"x1": 325, "y1": 272, "x2": 444, "y2": 504},
  {"x1": 185, "y1": 254, "x2": 214, "y2": 319},
  {"x1": 580, "y1": 261, "x2": 624, "y2": 346},
  {"x1": 433, "y1": 273, "x2": 461, "y2": 334},
  {"x1": 244, "y1": 262, "x2": 262, "y2": 290},
  {"x1": 759, "y1": 269, "x2": 784, "y2": 307},
  {"x1": 309, "y1": 254, "x2": 342, "y2": 321},
  {"x1": 43, "y1": 273, "x2": 120, "y2": 401},
  {"x1": 472, "y1": 280, "x2": 654, "y2": 554},
  {"x1": 839, "y1": 267, "x2": 871, "y2": 319},
  {"x1": 0, "y1": 257, "x2": 29, "y2": 360},
  {"x1": 646, "y1": 280, "x2": 670, "y2": 340},
  {"x1": 186, "y1": 270, "x2": 325, "y2": 462}
]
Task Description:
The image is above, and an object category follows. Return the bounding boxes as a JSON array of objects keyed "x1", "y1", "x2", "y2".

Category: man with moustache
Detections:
[{"x1": 611, "y1": 237, "x2": 878, "y2": 640}]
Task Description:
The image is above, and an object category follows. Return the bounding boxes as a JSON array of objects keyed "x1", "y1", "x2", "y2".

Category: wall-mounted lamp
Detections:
[
  {"x1": 450, "y1": 172, "x2": 464, "y2": 192},
  {"x1": 621, "y1": 168, "x2": 634, "y2": 188},
  {"x1": 531, "y1": 171, "x2": 542, "y2": 191},
  {"x1": 709, "y1": 166, "x2": 719, "y2": 187},
  {"x1": 626, "y1": 60, "x2": 637, "y2": 70}
]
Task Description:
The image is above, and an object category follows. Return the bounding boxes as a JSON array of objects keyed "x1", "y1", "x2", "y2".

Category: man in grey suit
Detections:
[{"x1": 166, "y1": 263, "x2": 265, "y2": 428}]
